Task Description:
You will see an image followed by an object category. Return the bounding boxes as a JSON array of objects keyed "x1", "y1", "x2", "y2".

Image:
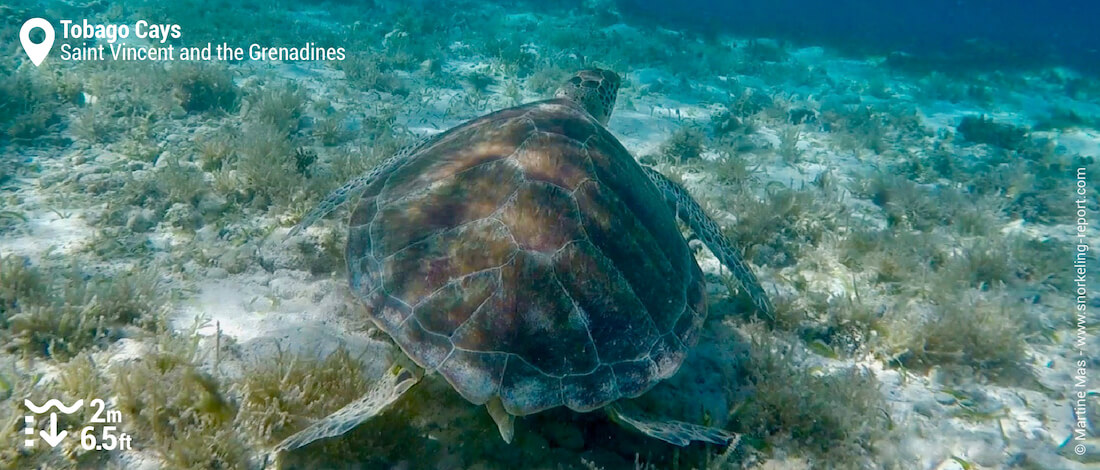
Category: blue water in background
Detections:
[{"x1": 618, "y1": 0, "x2": 1100, "y2": 75}]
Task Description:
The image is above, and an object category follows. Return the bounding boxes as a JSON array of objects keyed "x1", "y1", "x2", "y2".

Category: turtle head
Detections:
[{"x1": 555, "y1": 68, "x2": 620, "y2": 125}]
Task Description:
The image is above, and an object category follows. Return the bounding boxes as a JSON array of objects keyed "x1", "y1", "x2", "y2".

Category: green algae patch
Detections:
[
  {"x1": 1, "y1": 257, "x2": 166, "y2": 360},
  {"x1": 884, "y1": 288, "x2": 1029, "y2": 373},
  {"x1": 956, "y1": 115, "x2": 1029, "y2": 151},
  {"x1": 112, "y1": 330, "x2": 248, "y2": 469},
  {"x1": 236, "y1": 347, "x2": 371, "y2": 446},
  {"x1": 660, "y1": 126, "x2": 707, "y2": 163},
  {"x1": 169, "y1": 63, "x2": 239, "y2": 114},
  {"x1": 731, "y1": 329, "x2": 890, "y2": 468}
]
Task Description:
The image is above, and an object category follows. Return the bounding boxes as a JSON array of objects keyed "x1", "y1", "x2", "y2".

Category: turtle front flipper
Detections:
[
  {"x1": 641, "y1": 166, "x2": 774, "y2": 317},
  {"x1": 606, "y1": 404, "x2": 740, "y2": 447},
  {"x1": 289, "y1": 153, "x2": 402, "y2": 236},
  {"x1": 289, "y1": 130, "x2": 449, "y2": 236},
  {"x1": 272, "y1": 366, "x2": 420, "y2": 454}
]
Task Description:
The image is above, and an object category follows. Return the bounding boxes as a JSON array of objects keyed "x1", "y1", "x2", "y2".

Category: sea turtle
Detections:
[{"x1": 277, "y1": 69, "x2": 773, "y2": 455}]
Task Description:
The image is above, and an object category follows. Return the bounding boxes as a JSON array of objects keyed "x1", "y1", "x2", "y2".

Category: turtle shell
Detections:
[{"x1": 346, "y1": 99, "x2": 706, "y2": 416}]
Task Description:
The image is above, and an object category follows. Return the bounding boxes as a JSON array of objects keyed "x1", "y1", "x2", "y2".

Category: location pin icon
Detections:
[{"x1": 20, "y1": 18, "x2": 55, "y2": 67}]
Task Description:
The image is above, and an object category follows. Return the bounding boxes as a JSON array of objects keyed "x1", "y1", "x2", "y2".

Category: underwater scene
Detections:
[{"x1": 1, "y1": 0, "x2": 1098, "y2": 469}]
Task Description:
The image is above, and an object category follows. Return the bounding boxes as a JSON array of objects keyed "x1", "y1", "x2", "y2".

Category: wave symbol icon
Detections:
[{"x1": 24, "y1": 399, "x2": 84, "y2": 414}]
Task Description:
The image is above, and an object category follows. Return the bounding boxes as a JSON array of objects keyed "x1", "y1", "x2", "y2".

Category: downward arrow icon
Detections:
[{"x1": 39, "y1": 413, "x2": 67, "y2": 447}]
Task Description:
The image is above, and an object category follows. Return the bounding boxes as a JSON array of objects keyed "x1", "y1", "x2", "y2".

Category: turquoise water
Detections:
[{"x1": 1, "y1": 1, "x2": 1098, "y2": 469}]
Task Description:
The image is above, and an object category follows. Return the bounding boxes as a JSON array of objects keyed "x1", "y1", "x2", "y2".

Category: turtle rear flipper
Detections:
[
  {"x1": 607, "y1": 404, "x2": 739, "y2": 447},
  {"x1": 272, "y1": 366, "x2": 420, "y2": 454},
  {"x1": 485, "y1": 396, "x2": 515, "y2": 443}
]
